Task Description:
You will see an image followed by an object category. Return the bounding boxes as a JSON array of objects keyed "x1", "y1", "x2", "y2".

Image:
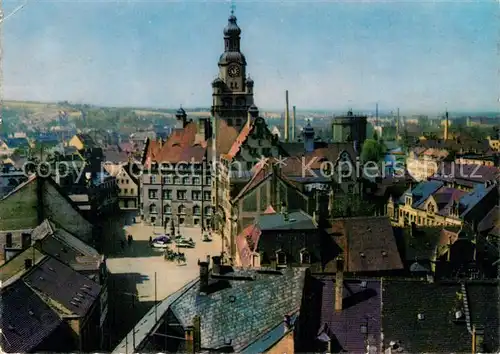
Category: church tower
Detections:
[{"x1": 211, "y1": 11, "x2": 255, "y2": 131}]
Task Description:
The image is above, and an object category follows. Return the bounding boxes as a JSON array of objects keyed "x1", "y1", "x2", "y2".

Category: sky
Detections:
[{"x1": 2, "y1": 0, "x2": 499, "y2": 113}]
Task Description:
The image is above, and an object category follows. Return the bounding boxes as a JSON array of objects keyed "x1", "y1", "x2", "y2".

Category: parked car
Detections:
[
  {"x1": 176, "y1": 238, "x2": 195, "y2": 248},
  {"x1": 151, "y1": 235, "x2": 171, "y2": 248}
]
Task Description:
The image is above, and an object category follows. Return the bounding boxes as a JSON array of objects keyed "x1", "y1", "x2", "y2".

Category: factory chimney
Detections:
[
  {"x1": 292, "y1": 105, "x2": 296, "y2": 142},
  {"x1": 444, "y1": 110, "x2": 449, "y2": 141},
  {"x1": 396, "y1": 108, "x2": 400, "y2": 138},
  {"x1": 375, "y1": 103, "x2": 379, "y2": 127},
  {"x1": 284, "y1": 90, "x2": 290, "y2": 142}
]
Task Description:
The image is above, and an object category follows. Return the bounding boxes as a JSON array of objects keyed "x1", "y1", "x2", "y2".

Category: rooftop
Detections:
[
  {"x1": 0, "y1": 280, "x2": 63, "y2": 353},
  {"x1": 257, "y1": 210, "x2": 316, "y2": 231}
]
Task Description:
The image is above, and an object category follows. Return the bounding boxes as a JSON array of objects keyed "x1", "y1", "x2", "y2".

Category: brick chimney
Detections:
[
  {"x1": 21, "y1": 233, "x2": 31, "y2": 249},
  {"x1": 184, "y1": 326, "x2": 194, "y2": 353},
  {"x1": 193, "y1": 315, "x2": 201, "y2": 352},
  {"x1": 25, "y1": 258, "x2": 32, "y2": 270},
  {"x1": 335, "y1": 257, "x2": 344, "y2": 312},
  {"x1": 212, "y1": 255, "x2": 221, "y2": 275},
  {"x1": 5, "y1": 232, "x2": 12, "y2": 248},
  {"x1": 198, "y1": 256, "x2": 210, "y2": 293}
]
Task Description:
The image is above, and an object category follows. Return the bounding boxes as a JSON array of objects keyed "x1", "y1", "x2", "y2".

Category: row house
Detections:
[{"x1": 387, "y1": 179, "x2": 499, "y2": 228}]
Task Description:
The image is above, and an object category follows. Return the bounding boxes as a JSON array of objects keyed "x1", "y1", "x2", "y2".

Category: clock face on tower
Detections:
[{"x1": 228, "y1": 65, "x2": 241, "y2": 78}]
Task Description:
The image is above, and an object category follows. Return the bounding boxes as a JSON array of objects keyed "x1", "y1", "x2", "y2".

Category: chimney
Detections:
[
  {"x1": 291, "y1": 106, "x2": 296, "y2": 142},
  {"x1": 193, "y1": 315, "x2": 201, "y2": 353},
  {"x1": 212, "y1": 255, "x2": 221, "y2": 275},
  {"x1": 283, "y1": 314, "x2": 292, "y2": 334},
  {"x1": 24, "y1": 258, "x2": 32, "y2": 270},
  {"x1": 335, "y1": 257, "x2": 344, "y2": 312},
  {"x1": 5, "y1": 232, "x2": 13, "y2": 248},
  {"x1": 198, "y1": 257, "x2": 210, "y2": 293},
  {"x1": 21, "y1": 233, "x2": 31, "y2": 249},
  {"x1": 184, "y1": 326, "x2": 194, "y2": 353},
  {"x1": 284, "y1": 90, "x2": 290, "y2": 142},
  {"x1": 444, "y1": 110, "x2": 449, "y2": 141},
  {"x1": 472, "y1": 325, "x2": 484, "y2": 354}
]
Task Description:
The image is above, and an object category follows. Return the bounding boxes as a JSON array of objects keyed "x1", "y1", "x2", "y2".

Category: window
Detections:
[
  {"x1": 193, "y1": 205, "x2": 201, "y2": 215},
  {"x1": 177, "y1": 190, "x2": 187, "y2": 200},
  {"x1": 149, "y1": 204, "x2": 157, "y2": 214},
  {"x1": 193, "y1": 177, "x2": 201, "y2": 185},
  {"x1": 163, "y1": 176, "x2": 171, "y2": 184},
  {"x1": 150, "y1": 175, "x2": 157, "y2": 184},
  {"x1": 204, "y1": 191, "x2": 211, "y2": 201},
  {"x1": 227, "y1": 119, "x2": 233, "y2": 126},
  {"x1": 194, "y1": 218, "x2": 200, "y2": 225},
  {"x1": 130, "y1": 189, "x2": 134, "y2": 194},
  {"x1": 182, "y1": 177, "x2": 190, "y2": 185},
  {"x1": 192, "y1": 191, "x2": 201, "y2": 200},
  {"x1": 163, "y1": 190, "x2": 172, "y2": 200},
  {"x1": 428, "y1": 203, "x2": 435, "y2": 214},
  {"x1": 300, "y1": 249, "x2": 311, "y2": 264},
  {"x1": 206, "y1": 177, "x2": 211, "y2": 185},
  {"x1": 173, "y1": 176, "x2": 181, "y2": 185},
  {"x1": 204, "y1": 206, "x2": 212, "y2": 215},
  {"x1": 164, "y1": 204, "x2": 171, "y2": 214},
  {"x1": 178, "y1": 205, "x2": 186, "y2": 214},
  {"x1": 276, "y1": 250, "x2": 286, "y2": 266},
  {"x1": 179, "y1": 217, "x2": 185, "y2": 225},
  {"x1": 235, "y1": 118, "x2": 242, "y2": 126},
  {"x1": 124, "y1": 189, "x2": 128, "y2": 194},
  {"x1": 149, "y1": 189, "x2": 158, "y2": 199}
]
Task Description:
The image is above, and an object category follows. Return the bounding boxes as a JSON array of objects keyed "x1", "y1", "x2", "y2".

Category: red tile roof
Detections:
[
  {"x1": 222, "y1": 122, "x2": 252, "y2": 160},
  {"x1": 144, "y1": 122, "x2": 207, "y2": 166},
  {"x1": 263, "y1": 205, "x2": 276, "y2": 214}
]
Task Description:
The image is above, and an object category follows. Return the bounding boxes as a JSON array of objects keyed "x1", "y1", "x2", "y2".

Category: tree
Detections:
[
  {"x1": 361, "y1": 138, "x2": 386, "y2": 163},
  {"x1": 330, "y1": 196, "x2": 375, "y2": 218}
]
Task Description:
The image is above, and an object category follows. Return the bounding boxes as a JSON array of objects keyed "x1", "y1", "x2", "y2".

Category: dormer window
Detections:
[
  {"x1": 427, "y1": 203, "x2": 435, "y2": 214},
  {"x1": 300, "y1": 249, "x2": 310, "y2": 264},
  {"x1": 276, "y1": 250, "x2": 286, "y2": 267}
]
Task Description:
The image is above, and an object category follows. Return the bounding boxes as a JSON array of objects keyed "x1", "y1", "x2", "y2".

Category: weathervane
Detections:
[{"x1": 230, "y1": 0, "x2": 235, "y2": 15}]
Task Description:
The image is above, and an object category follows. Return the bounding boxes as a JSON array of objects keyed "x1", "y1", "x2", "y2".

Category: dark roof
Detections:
[
  {"x1": 4, "y1": 137, "x2": 29, "y2": 149},
  {"x1": 382, "y1": 280, "x2": 471, "y2": 353},
  {"x1": 0, "y1": 280, "x2": 62, "y2": 353},
  {"x1": 317, "y1": 278, "x2": 381, "y2": 353},
  {"x1": 0, "y1": 246, "x2": 46, "y2": 284},
  {"x1": 478, "y1": 206, "x2": 500, "y2": 235},
  {"x1": 169, "y1": 267, "x2": 306, "y2": 352},
  {"x1": 395, "y1": 226, "x2": 443, "y2": 261},
  {"x1": 467, "y1": 282, "x2": 500, "y2": 352},
  {"x1": 23, "y1": 257, "x2": 101, "y2": 317},
  {"x1": 337, "y1": 216, "x2": 404, "y2": 272},
  {"x1": 431, "y1": 163, "x2": 500, "y2": 186},
  {"x1": 257, "y1": 210, "x2": 316, "y2": 231}
]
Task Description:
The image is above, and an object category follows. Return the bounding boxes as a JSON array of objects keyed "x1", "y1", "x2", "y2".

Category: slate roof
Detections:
[
  {"x1": 317, "y1": 278, "x2": 381, "y2": 353},
  {"x1": 432, "y1": 186, "x2": 467, "y2": 215},
  {"x1": 478, "y1": 206, "x2": 500, "y2": 235},
  {"x1": 334, "y1": 216, "x2": 404, "y2": 272},
  {"x1": 257, "y1": 210, "x2": 316, "y2": 231},
  {"x1": 431, "y1": 162, "x2": 500, "y2": 186},
  {"x1": 382, "y1": 280, "x2": 500, "y2": 353},
  {"x1": 395, "y1": 226, "x2": 443, "y2": 261},
  {"x1": 467, "y1": 282, "x2": 500, "y2": 352},
  {"x1": 398, "y1": 180, "x2": 444, "y2": 208},
  {"x1": 0, "y1": 280, "x2": 63, "y2": 353},
  {"x1": 23, "y1": 257, "x2": 101, "y2": 317},
  {"x1": 169, "y1": 267, "x2": 307, "y2": 352}
]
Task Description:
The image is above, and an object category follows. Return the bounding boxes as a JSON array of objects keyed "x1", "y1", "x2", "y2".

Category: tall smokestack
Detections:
[
  {"x1": 375, "y1": 103, "x2": 379, "y2": 127},
  {"x1": 292, "y1": 106, "x2": 296, "y2": 142},
  {"x1": 444, "y1": 110, "x2": 449, "y2": 140},
  {"x1": 396, "y1": 108, "x2": 400, "y2": 138},
  {"x1": 284, "y1": 90, "x2": 290, "y2": 142}
]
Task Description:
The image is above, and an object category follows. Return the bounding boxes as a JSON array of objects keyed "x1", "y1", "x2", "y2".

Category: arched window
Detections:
[
  {"x1": 164, "y1": 204, "x2": 171, "y2": 214},
  {"x1": 178, "y1": 204, "x2": 186, "y2": 214},
  {"x1": 300, "y1": 249, "x2": 310, "y2": 264},
  {"x1": 193, "y1": 205, "x2": 201, "y2": 215},
  {"x1": 149, "y1": 204, "x2": 157, "y2": 214},
  {"x1": 276, "y1": 249, "x2": 286, "y2": 266}
]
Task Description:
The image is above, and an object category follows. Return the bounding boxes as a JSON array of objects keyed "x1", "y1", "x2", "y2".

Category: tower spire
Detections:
[{"x1": 230, "y1": 0, "x2": 235, "y2": 15}]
